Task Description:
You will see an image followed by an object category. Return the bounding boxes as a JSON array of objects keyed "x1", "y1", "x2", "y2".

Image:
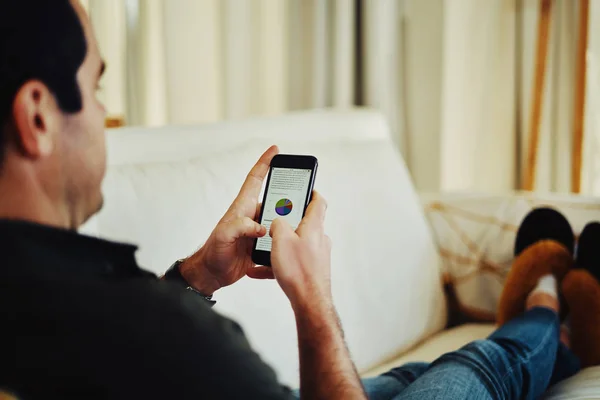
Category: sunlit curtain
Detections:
[
  {"x1": 518, "y1": 0, "x2": 577, "y2": 193},
  {"x1": 84, "y1": 0, "x2": 420, "y2": 183},
  {"x1": 515, "y1": 0, "x2": 599, "y2": 195},
  {"x1": 584, "y1": 0, "x2": 600, "y2": 195},
  {"x1": 437, "y1": 0, "x2": 517, "y2": 192},
  {"x1": 431, "y1": 0, "x2": 598, "y2": 194},
  {"x1": 86, "y1": 0, "x2": 358, "y2": 126},
  {"x1": 82, "y1": 0, "x2": 600, "y2": 194}
]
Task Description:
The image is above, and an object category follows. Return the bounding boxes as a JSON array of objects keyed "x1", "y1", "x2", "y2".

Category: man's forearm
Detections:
[{"x1": 293, "y1": 300, "x2": 366, "y2": 400}]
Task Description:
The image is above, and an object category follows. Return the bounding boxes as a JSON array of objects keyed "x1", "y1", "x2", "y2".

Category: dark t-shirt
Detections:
[{"x1": 0, "y1": 220, "x2": 293, "y2": 399}]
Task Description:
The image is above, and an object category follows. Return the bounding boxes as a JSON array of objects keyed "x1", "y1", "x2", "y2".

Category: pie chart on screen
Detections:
[{"x1": 275, "y1": 199, "x2": 293, "y2": 216}]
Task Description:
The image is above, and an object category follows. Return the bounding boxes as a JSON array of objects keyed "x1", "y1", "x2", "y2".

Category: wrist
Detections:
[
  {"x1": 292, "y1": 295, "x2": 340, "y2": 335},
  {"x1": 179, "y1": 248, "x2": 221, "y2": 296},
  {"x1": 290, "y1": 289, "x2": 335, "y2": 316},
  {"x1": 284, "y1": 278, "x2": 332, "y2": 311}
]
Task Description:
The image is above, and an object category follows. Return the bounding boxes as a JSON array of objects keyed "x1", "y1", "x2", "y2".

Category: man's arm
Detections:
[
  {"x1": 252, "y1": 192, "x2": 366, "y2": 399},
  {"x1": 159, "y1": 145, "x2": 363, "y2": 397},
  {"x1": 160, "y1": 146, "x2": 279, "y2": 296},
  {"x1": 160, "y1": 260, "x2": 217, "y2": 306},
  {"x1": 294, "y1": 299, "x2": 365, "y2": 399}
]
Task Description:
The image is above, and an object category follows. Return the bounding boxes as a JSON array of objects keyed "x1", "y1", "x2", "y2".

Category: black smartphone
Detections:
[{"x1": 252, "y1": 154, "x2": 318, "y2": 266}]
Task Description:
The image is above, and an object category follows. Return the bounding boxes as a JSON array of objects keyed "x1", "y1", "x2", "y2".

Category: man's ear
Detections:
[{"x1": 11, "y1": 80, "x2": 60, "y2": 159}]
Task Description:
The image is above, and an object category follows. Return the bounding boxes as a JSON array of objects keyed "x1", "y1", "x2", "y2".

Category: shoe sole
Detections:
[
  {"x1": 575, "y1": 222, "x2": 600, "y2": 283},
  {"x1": 514, "y1": 207, "x2": 574, "y2": 256}
]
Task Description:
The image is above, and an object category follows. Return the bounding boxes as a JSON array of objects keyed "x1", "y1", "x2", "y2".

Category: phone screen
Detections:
[{"x1": 255, "y1": 167, "x2": 313, "y2": 252}]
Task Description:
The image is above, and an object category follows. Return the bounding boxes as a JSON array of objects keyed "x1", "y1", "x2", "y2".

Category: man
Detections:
[
  {"x1": 2, "y1": 1, "x2": 599, "y2": 399},
  {"x1": 0, "y1": 0, "x2": 363, "y2": 399}
]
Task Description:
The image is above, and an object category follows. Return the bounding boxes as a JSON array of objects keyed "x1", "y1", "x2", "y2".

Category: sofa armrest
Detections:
[{"x1": 419, "y1": 191, "x2": 600, "y2": 322}]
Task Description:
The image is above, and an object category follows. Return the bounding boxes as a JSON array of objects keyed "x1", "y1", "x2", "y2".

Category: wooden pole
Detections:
[
  {"x1": 571, "y1": 0, "x2": 590, "y2": 193},
  {"x1": 523, "y1": 0, "x2": 552, "y2": 191},
  {"x1": 105, "y1": 115, "x2": 126, "y2": 129}
]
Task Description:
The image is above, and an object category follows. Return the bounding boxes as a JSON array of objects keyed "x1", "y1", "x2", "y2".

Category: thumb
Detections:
[
  {"x1": 246, "y1": 266, "x2": 275, "y2": 279},
  {"x1": 269, "y1": 218, "x2": 295, "y2": 240},
  {"x1": 219, "y1": 217, "x2": 266, "y2": 242}
]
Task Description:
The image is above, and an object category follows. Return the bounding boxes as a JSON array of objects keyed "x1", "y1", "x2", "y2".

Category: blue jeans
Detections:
[
  {"x1": 293, "y1": 308, "x2": 581, "y2": 399},
  {"x1": 362, "y1": 308, "x2": 581, "y2": 399}
]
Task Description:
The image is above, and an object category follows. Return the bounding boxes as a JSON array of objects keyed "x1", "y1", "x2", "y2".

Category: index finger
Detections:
[
  {"x1": 236, "y1": 145, "x2": 279, "y2": 201},
  {"x1": 297, "y1": 191, "x2": 327, "y2": 233}
]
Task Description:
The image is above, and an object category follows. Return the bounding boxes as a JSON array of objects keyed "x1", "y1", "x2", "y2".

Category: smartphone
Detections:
[{"x1": 252, "y1": 154, "x2": 318, "y2": 266}]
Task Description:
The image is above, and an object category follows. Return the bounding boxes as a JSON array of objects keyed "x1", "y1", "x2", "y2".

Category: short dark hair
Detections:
[{"x1": 0, "y1": 0, "x2": 87, "y2": 162}]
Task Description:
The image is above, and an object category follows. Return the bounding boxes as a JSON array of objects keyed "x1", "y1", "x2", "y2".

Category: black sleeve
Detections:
[
  {"x1": 116, "y1": 280, "x2": 296, "y2": 400},
  {"x1": 162, "y1": 262, "x2": 217, "y2": 307}
]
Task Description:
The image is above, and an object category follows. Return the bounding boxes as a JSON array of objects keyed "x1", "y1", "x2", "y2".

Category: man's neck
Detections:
[{"x1": 0, "y1": 164, "x2": 72, "y2": 230}]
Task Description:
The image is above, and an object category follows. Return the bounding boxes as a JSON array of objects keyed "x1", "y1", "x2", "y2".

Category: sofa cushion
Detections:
[
  {"x1": 362, "y1": 323, "x2": 496, "y2": 377},
  {"x1": 82, "y1": 109, "x2": 447, "y2": 386}
]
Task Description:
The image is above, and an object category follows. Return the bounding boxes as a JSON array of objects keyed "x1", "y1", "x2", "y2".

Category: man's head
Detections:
[{"x1": 0, "y1": 0, "x2": 106, "y2": 229}]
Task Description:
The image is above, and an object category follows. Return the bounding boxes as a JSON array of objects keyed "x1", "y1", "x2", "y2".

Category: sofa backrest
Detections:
[{"x1": 81, "y1": 109, "x2": 447, "y2": 386}]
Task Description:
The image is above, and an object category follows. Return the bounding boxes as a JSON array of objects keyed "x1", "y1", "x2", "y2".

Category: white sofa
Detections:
[{"x1": 81, "y1": 109, "x2": 600, "y2": 397}]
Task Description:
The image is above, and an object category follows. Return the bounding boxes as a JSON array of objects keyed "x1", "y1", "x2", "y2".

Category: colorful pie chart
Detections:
[{"x1": 275, "y1": 198, "x2": 293, "y2": 216}]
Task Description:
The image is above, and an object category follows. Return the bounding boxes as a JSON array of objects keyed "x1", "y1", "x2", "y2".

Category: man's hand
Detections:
[
  {"x1": 178, "y1": 145, "x2": 279, "y2": 295},
  {"x1": 262, "y1": 191, "x2": 332, "y2": 309},
  {"x1": 254, "y1": 192, "x2": 366, "y2": 399}
]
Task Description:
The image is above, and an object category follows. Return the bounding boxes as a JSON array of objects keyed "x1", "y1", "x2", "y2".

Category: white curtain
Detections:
[
  {"x1": 436, "y1": 0, "x2": 596, "y2": 194},
  {"x1": 421, "y1": 0, "x2": 598, "y2": 194},
  {"x1": 438, "y1": 0, "x2": 517, "y2": 192},
  {"x1": 86, "y1": 0, "x2": 358, "y2": 125},
  {"x1": 518, "y1": 0, "x2": 577, "y2": 194},
  {"x1": 516, "y1": 0, "x2": 600, "y2": 195},
  {"x1": 585, "y1": 0, "x2": 600, "y2": 195},
  {"x1": 83, "y1": 0, "x2": 436, "y2": 189},
  {"x1": 83, "y1": 0, "x2": 599, "y2": 194}
]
